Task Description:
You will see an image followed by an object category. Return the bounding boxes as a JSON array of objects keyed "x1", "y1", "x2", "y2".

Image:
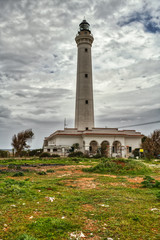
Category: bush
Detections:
[
  {"x1": 68, "y1": 151, "x2": 83, "y2": 157},
  {"x1": 13, "y1": 172, "x2": 25, "y2": 177},
  {"x1": 0, "y1": 149, "x2": 9, "y2": 158},
  {"x1": 46, "y1": 169, "x2": 55, "y2": 173},
  {"x1": 37, "y1": 171, "x2": 47, "y2": 175},
  {"x1": 16, "y1": 234, "x2": 37, "y2": 240},
  {"x1": 92, "y1": 153, "x2": 102, "y2": 158},
  {"x1": 39, "y1": 152, "x2": 51, "y2": 158},
  {"x1": 29, "y1": 149, "x2": 43, "y2": 157},
  {"x1": 83, "y1": 159, "x2": 152, "y2": 175},
  {"x1": 39, "y1": 152, "x2": 60, "y2": 158},
  {"x1": 51, "y1": 154, "x2": 60, "y2": 158},
  {"x1": 141, "y1": 176, "x2": 160, "y2": 188}
]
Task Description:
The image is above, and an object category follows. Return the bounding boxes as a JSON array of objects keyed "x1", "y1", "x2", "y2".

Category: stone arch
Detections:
[
  {"x1": 89, "y1": 140, "x2": 98, "y2": 154},
  {"x1": 112, "y1": 141, "x2": 122, "y2": 157},
  {"x1": 101, "y1": 141, "x2": 110, "y2": 157}
]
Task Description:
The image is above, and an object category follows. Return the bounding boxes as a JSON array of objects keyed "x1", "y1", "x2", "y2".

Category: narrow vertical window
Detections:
[
  {"x1": 85, "y1": 48, "x2": 88, "y2": 52},
  {"x1": 129, "y1": 147, "x2": 132, "y2": 153},
  {"x1": 85, "y1": 100, "x2": 88, "y2": 104},
  {"x1": 86, "y1": 127, "x2": 88, "y2": 130},
  {"x1": 85, "y1": 74, "x2": 88, "y2": 78}
]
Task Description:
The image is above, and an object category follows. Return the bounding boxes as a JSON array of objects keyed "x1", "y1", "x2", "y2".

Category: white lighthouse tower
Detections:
[
  {"x1": 43, "y1": 19, "x2": 143, "y2": 158},
  {"x1": 75, "y1": 19, "x2": 94, "y2": 130}
]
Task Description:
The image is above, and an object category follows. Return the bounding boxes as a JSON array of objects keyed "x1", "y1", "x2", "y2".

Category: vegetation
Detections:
[
  {"x1": 0, "y1": 149, "x2": 9, "y2": 158},
  {"x1": 28, "y1": 149, "x2": 43, "y2": 157},
  {"x1": 142, "y1": 129, "x2": 160, "y2": 159},
  {"x1": 39, "y1": 152, "x2": 60, "y2": 158},
  {"x1": 0, "y1": 157, "x2": 159, "y2": 239},
  {"x1": 141, "y1": 176, "x2": 160, "y2": 188},
  {"x1": 83, "y1": 158, "x2": 152, "y2": 175},
  {"x1": 16, "y1": 234, "x2": 37, "y2": 240},
  {"x1": 11, "y1": 129, "x2": 34, "y2": 157},
  {"x1": 68, "y1": 151, "x2": 83, "y2": 157},
  {"x1": 13, "y1": 172, "x2": 25, "y2": 177}
]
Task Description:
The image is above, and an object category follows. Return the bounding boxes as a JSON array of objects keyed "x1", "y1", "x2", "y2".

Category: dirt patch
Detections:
[
  {"x1": 103, "y1": 174, "x2": 117, "y2": 178},
  {"x1": 84, "y1": 219, "x2": 99, "y2": 232},
  {"x1": 125, "y1": 177, "x2": 143, "y2": 183},
  {"x1": 63, "y1": 177, "x2": 98, "y2": 189},
  {"x1": 82, "y1": 204, "x2": 95, "y2": 212},
  {"x1": 113, "y1": 160, "x2": 126, "y2": 167}
]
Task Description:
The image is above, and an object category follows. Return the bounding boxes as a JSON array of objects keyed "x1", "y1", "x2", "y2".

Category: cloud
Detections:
[{"x1": 0, "y1": 0, "x2": 160, "y2": 148}]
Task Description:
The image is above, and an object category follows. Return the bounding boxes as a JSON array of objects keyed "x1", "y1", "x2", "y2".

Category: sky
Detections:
[{"x1": 0, "y1": 0, "x2": 160, "y2": 149}]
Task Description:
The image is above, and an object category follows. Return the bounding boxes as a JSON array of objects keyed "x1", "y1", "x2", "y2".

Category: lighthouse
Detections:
[
  {"x1": 75, "y1": 19, "x2": 94, "y2": 130},
  {"x1": 43, "y1": 19, "x2": 143, "y2": 158}
]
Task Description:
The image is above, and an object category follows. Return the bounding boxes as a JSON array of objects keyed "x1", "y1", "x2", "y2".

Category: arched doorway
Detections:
[
  {"x1": 101, "y1": 141, "x2": 110, "y2": 157},
  {"x1": 112, "y1": 141, "x2": 122, "y2": 157},
  {"x1": 90, "y1": 141, "x2": 98, "y2": 154}
]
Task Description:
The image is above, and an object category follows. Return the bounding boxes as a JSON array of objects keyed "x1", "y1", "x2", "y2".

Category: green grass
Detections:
[
  {"x1": 83, "y1": 158, "x2": 152, "y2": 175},
  {"x1": 0, "y1": 157, "x2": 97, "y2": 166},
  {"x1": 0, "y1": 157, "x2": 159, "y2": 239}
]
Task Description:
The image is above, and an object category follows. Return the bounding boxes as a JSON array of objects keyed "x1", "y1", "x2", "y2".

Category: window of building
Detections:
[
  {"x1": 86, "y1": 127, "x2": 88, "y2": 130},
  {"x1": 53, "y1": 148, "x2": 57, "y2": 152},
  {"x1": 129, "y1": 147, "x2": 132, "y2": 153},
  {"x1": 47, "y1": 149, "x2": 50, "y2": 152},
  {"x1": 85, "y1": 74, "x2": 88, "y2": 78},
  {"x1": 85, "y1": 48, "x2": 88, "y2": 52},
  {"x1": 85, "y1": 100, "x2": 88, "y2": 104},
  {"x1": 112, "y1": 146, "x2": 115, "y2": 153}
]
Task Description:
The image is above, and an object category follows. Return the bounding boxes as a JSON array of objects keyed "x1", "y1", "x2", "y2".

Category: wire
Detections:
[{"x1": 118, "y1": 120, "x2": 160, "y2": 128}]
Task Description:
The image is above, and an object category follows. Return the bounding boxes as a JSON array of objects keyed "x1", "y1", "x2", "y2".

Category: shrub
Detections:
[
  {"x1": 13, "y1": 172, "x2": 25, "y2": 177},
  {"x1": 51, "y1": 154, "x2": 60, "y2": 158},
  {"x1": 28, "y1": 148, "x2": 43, "y2": 157},
  {"x1": 141, "y1": 176, "x2": 160, "y2": 188},
  {"x1": 83, "y1": 159, "x2": 152, "y2": 175},
  {"x1": 46, "y1": 169, "x2": 55, "y2": 173},
  {"x1": 39, "y1": 152, "x2": 60, "y2": 158},
  {"x1": 92, "y1": 153, "x2": 102, "y2": 158},
  {"x1": 0, "y1": 149, "x2": 9, "y2": 158},
  {"x1": 39, "y1": 152, "x2": 51, "y2": 158},
  {"x1": 37, "y1": 171, "x2": 47, "y2": 175},
  {"x1": 68, "y1": 151, "x2": 83, "y2": 157}
]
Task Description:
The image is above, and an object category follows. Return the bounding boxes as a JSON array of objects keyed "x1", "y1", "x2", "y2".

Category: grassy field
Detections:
[{"x1": 0, "y1": 157, "x2": 160, "y2": 240}]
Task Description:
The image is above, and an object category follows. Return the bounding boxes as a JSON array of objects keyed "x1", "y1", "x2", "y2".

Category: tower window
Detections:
[
  {"x1": 85, "y1": 48, "x2": 88, "y2": 52},
  {"x1": 85, "y1": 100, "x2": 88, "y2": 104},
  {"x1": 85, "y1": 74, "x2": 88, "y2": 78},
  {"x1": 86, "y1": 127, "x2": 88, "y2": 130}
]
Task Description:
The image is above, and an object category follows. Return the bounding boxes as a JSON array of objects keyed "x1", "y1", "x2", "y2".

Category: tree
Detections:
[
  {"x1": 142, "y1": 129, "x2": 160, "y2": 159},
  {"x1": 11, "y1": 129, "x2": 34, "y2": 157},
  {"x1": 71, "y1": 143, "x2": 80, "y2": 152}
]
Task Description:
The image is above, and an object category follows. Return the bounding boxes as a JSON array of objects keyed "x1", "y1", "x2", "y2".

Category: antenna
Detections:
[{"x1": 64, "y1": 118, "x2": 67, "y2": 129}]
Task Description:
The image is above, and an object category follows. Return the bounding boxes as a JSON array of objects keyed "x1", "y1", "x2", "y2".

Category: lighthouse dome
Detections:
[{"x1": 79, "y1": 19, "x2": 90, "y2": 32}]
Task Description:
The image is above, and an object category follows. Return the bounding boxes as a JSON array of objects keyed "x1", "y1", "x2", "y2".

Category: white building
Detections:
[{"x1": 43, "y1": 19, "x2": 143, "y2": 158}]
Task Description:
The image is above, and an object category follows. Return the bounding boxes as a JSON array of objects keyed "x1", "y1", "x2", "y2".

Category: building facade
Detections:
[{"x1": 43, "y1": 20, "x2": 143, "y2": 157}]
